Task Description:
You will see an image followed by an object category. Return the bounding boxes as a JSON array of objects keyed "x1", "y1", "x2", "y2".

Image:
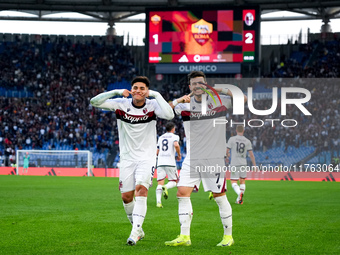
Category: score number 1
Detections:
[{"x1": 152, "y1": 34, "x2": 159, "y2": 45}]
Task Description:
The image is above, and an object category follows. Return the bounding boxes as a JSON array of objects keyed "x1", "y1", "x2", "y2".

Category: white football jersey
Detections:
[
  {"x1": 227, "y1": 135, "x2": 252, "y2": 166},
  {"x1": 174, "y1": 95, "x2": 232, "y2": 161},
  {"x1": 95, "y1": 98, "x2": 172, "y2": 161},
  {"x1": 157, "y1": 132, "x2": 180, "y2": 167}
]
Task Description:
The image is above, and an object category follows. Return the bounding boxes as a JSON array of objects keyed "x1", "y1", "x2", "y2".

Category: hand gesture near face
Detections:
[
  {"x1": 178, "y1": 91, "x2": 194, "y2": 103},
  {"x1": 122, "y1": 89, "x2": 132, "y2": 98}
]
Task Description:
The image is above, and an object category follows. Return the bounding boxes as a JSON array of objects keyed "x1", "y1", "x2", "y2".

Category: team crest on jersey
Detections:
[
  {"x1": 127, "y1": 108, "x2": 130, "y2": 112},
  {"x1": 192, "y1": 106, "x2": 196, "y2": 110},
  {"x1": 119, "y1": 181, "x2": 123, "y2": 191},
  {"x1": 208, "y1": 103, "x2": 214, "y2": 109},
  {"x1": 143, "y1": 108, "x2": 148, "y2": 114}
]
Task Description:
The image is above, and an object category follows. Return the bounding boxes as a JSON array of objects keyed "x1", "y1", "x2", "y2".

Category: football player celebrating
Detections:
[
  {"x1": 165, "y1": 71, "x2": 246, "y2": 247},
  {"x1": 91, "y1": 76, "x2": 174, "y2": 245}
]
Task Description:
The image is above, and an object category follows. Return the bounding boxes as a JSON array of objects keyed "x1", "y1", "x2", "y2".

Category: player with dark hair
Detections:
[
  {"x1": 165, "y1": 71, "x2": 246, "y2": 247},
  {"x1": 227, "y1": 125, "x2": 257, "y2": 204},
  {"x1": 90, "y1": 76, "x2": 174, "y2": 246},
  {"x1": 156, "y1": 121, "x2": 181, "y2": 208}
]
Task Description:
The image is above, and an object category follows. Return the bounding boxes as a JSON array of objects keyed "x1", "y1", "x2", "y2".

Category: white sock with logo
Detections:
[
  {"x1": 132, "y1": 196, "x2": 147, "y2": 233},
  {"x1": 240, "y1": 184, "x2": 246, "y2": 194},
  {"x1": 215, "y1": 195, "x2": 232, "y2": 236},
  {"x1": 178, "y1": 197, "x2": 193, "y2": 236},
  {"x1": 123, "y1": 200, "x2": 135, "y2": 225}
]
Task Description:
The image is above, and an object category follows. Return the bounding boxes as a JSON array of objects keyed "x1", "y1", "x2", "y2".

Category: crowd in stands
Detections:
[
  {"x1": 0, "y1": 36, "x2": 136, "y2": 166},
  {"x1": 0, "y1": 36, "x2": 339, "y2": 167},
  {"x1": 253, "y1": 38, "x2": 340, "y2": 160},
  {"x1": 268, "y1": 39, "x2": 340, "y2": 78},
  {"x1": 240, "y1": 79, "x2": 339, "y2": 155}
]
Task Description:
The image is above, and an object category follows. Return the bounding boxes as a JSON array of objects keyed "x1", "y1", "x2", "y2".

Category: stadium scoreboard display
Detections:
[{"x1": 147, "y1": 7, "x2": 260, "y2": 65}]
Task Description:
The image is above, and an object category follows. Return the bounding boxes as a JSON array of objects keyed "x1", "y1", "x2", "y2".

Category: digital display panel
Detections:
[{"x1": 147, "y1": 7, "x2": 260, "y2": 64}]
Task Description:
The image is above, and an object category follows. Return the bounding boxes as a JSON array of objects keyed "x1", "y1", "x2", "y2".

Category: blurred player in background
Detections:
[
  {"x1": 22, "y1": 152, "x2": 30, "y2": 174},
  {"x1": 156, "y1": 121, "x2": 181, "y2": 208},
  {"x1": 227, "y1": 125, "x2": 257, "y2": 204},
  {"x1": 90, "y1": 76, "x2": 174, "y2": 246},
  {"x1": 165, "y1": 71, "x2": 246, "y2": 247}
]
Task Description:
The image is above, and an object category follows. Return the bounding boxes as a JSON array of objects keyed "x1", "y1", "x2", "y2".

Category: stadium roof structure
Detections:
[{"x1": 0, "y1": 0, "x2": 339, "y2": 25}]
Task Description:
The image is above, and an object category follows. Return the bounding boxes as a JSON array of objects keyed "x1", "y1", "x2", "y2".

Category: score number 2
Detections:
[
  {"x1": 152, "y1": 34, "x2": 159, "y2": 45},
  {"x1": 245, "y1": 32, "x2": 253, "y2": 44}
]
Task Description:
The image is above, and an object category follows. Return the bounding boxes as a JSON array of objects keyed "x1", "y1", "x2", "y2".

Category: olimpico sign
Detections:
[
  {"x1": 155, "y1": 63, "x2": 241, "y2": 74},
  {"x1": 179, "y1": 64, "x2": 217, "y2": 73}
]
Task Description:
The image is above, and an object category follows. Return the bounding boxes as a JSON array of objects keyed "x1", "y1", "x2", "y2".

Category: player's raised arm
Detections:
[
  {"x1": 148, "y1": 90, "x2": 174, "y2": 120},
  {"x1": 212, "y1": 86, "x2": 247, "y2": 103},
  {"x1": 169, "y1": 91, "x2": 193, "y2": 109},
  {"x1": 90, "y1": 89, "x2": 130, "y2": 110}
]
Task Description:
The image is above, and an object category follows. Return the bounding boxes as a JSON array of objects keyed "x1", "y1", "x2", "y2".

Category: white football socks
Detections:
[
  {"x1": 123, "y1": 200, "x2": 135, "y2": 225},
  {"x1": 178, "y1": 197, "x2": 193, "y2": 236},
  {"x1": 240, "y1": 184, "x2": 246, "y2": 194},
  {"x1": 165, "y1": 181, "x2": 177, "y2": 189},
  {"x1": 156, "y1": 185, "x2": 163, "y2": 204},
  {"x1": 132, "y1": 196, "x2": 147, "y2": 233},
  {"x1": 215, "y1": 195, "x2": 232, "y2": 236},
  {"x1": 232, "y1": 182, "x2": 241, "y2": 196}
]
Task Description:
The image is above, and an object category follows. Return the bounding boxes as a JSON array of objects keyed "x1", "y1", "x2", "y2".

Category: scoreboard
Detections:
[{"x1": 147, "y1": 7, "x2": 260, "y2": 64}]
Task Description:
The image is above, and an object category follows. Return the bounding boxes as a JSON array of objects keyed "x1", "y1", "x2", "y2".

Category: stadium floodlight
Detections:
[{"x1": 16, "y1": 150, "x2": 93, "y2": 176}]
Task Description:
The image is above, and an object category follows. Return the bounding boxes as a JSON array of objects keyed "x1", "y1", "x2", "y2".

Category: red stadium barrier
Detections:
[
  {"x1": 0, "y1": 167, "x2": 155, "y2": 177},
  {"x1": 0, "y1": 167, "x2": 88, "y2": 176},
  {"x1": 92, "y1": 168, "x2": 120, "y2": 177},
  {"x1": 92, "y1": 168, "x2": 159, "y2": 178},
  {"x1": 0, "y1": 167, "x2": 125, "y2": 177},
  {"x1": 0, "y1": 167, "x2": 338, "y2": 181},
  {"x1": 0, "y1": 167, "x2": 16, "y2": 175}
]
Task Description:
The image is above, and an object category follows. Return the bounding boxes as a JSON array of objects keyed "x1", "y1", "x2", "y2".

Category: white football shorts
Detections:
[
  {"x1": 230, "y1": 166, "x2": 247, "y2": 180},
  {"x1": 156, "y1": 166, "x2": 179, "y2": 182},
  {"x1": 178, "y1": 158, "x2": 227, "y2": 193},
  {"x1": 119, "y1": 159, "x2": 156, "y2": 193}
]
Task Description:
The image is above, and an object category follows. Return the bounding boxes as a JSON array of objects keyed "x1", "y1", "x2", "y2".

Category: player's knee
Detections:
[
  {"x1": 135, "y1": 184, "x2": 148, "y2": 197},
  {"x1": 121, "y1": 192, "x2": 134, "y2": 203},
  {"x1": 176, "y1": 187, "x2": 191, "y2": 197}
]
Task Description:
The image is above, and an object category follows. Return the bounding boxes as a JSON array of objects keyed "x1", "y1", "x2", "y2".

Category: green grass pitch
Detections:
[{"x1": 0, "y1": 175, "x2": 339, "y2": 255}]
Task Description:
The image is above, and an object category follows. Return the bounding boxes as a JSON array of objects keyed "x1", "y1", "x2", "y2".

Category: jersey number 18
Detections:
[{"x1": 236, "y1": 142, "x2": 245, "y2": 154}]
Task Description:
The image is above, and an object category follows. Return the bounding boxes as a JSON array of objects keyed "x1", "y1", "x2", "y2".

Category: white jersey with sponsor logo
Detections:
[
  {"x1": 227, "y1": 135, "x2": 252, "y2": 166},
  {"x1": 157, "y1": 132, "x2": 180, "y2": 167},
  {"x1": 174, "y1": 95, "x2": 232, "y2": 161},
  {"x1": 96, "y1": 98, "x2": 170, "y2": 161}
]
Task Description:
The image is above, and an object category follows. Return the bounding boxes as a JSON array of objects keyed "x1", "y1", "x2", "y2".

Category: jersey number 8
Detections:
[{"x1": 162, "y1": 139, "x2": 169, "y2": 151}]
